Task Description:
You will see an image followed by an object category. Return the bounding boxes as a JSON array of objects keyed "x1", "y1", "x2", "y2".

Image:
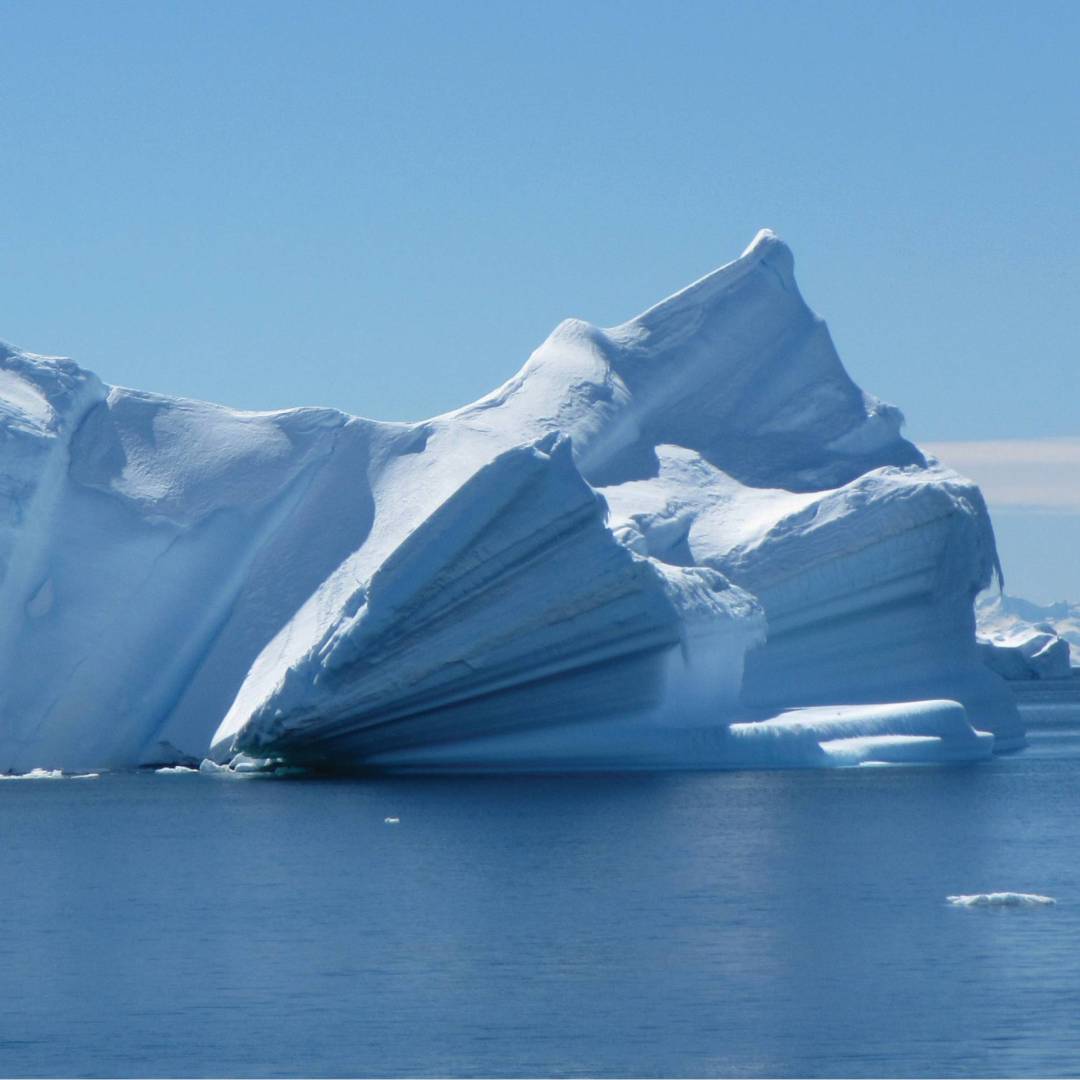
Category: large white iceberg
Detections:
[{"x1": 0, "y1": 230, "x2": 1022, "y2": 773}]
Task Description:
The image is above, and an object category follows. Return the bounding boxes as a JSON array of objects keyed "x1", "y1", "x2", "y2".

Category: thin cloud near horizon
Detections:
[{"x1": 923, "y1": 438, "x2": 1080, "y2": 512}]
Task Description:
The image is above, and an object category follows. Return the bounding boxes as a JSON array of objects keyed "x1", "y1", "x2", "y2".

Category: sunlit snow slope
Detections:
[{"x1": 0, "y1": 231, "x2": 1022, "y2": 772}]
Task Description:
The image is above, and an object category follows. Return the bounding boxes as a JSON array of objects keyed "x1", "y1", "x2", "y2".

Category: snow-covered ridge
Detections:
[{"x1": 0, "y1": 231, "x2": 1021, "y2": 773}]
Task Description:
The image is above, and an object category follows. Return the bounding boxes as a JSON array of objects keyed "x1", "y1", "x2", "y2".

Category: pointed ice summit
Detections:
[{"x1": 0, "y1": 231, "x2": 1021, "y2": 773}]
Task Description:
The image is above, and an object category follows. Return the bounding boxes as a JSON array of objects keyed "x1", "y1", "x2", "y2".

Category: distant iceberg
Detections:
[
  {"x1": 0, "y1": 230, "x2": 1022, "y2": 773},
  {"x1": 0, "y1": 768, "x2": 66, "y2": 781},
  {"x1": 976, "y1": 591, "x2": 1080, "y2": 680},
  {"x1": 947, "y1": 893, "x2": 1056, "y2": 907},
  {"x1": 0, "y1": 769, "x2": 98, "y2": 780}
]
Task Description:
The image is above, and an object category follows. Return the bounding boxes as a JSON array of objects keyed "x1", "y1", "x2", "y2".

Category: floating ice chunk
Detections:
[
  {"x1": 199, "y1": 754, "x2": 270, "y2": 774},
  {"x1": 947, "y1": 892, "x2": 1056, "y2": 907},
  {"x1": 155, "y1": 765, "x2": 199, "y2": 774},
  {"x1": 0, "y1": 768, "x2": 97, "y2": 779},
  {"x1": 231, "y1": 756, "x2": 274, "y2": 773},
  {"x1": 384, "y1": 817, "x2": 400, "y2": 824},
  {"x1": 725, "y1": 702, "x2": 994, "y2": 769},
  {"x1": 197, "y1": 758, "x2": 256, "y2": 778},
  {"x1": 196, "y1": 756, "x2": 305, "y2": 778}
]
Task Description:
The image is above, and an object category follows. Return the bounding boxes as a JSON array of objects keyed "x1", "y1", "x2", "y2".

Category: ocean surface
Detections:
[{"x1": 1, "y1": 707, "x2": 1078, "y2": 1078}]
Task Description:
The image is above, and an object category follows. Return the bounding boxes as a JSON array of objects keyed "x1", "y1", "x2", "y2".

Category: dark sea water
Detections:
[{"x1": 1, "y1": 709, "x2": 1078, "y2": 1078}]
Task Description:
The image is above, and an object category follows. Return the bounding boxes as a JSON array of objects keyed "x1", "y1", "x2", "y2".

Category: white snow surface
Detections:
[
  {"x1": 0, "y1": 230, "x2": 1021, "y2": 772},
  {"x1": 976, "y1": 591, "x2": 1080, "y2": 677}
]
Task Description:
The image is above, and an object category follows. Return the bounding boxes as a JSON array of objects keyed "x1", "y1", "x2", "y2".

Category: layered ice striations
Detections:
[
  {"x1": 0, "y1": 231, "x2": 1022, "y2": 773},
  {"x1": 218, "y1": 434, "x2": 762, "y2": 770}
]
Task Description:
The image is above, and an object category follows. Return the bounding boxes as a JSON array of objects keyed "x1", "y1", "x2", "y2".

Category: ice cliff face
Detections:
[{"x1": 0, "y1": 231, "x2": 1022, "y2": 773}]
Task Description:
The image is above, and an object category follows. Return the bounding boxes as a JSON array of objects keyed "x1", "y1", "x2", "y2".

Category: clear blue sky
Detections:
[{"x1": 2, "y1": 1, "x2": 1078, "y2": 597}]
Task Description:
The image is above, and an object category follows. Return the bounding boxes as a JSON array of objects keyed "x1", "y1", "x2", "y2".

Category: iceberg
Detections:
[
  {"x1": 0, "y1": 768, "x2": 98, "y2": 780},
  {"x1": 976, "y1": 591, "x2": 1080, "y2": 679},
  {"x1": 947, "y1": 893, "x2": 1056, "y2": 907},
  {"x1": 0, "y1": 230, "x2": 1022, "y2": 773}
]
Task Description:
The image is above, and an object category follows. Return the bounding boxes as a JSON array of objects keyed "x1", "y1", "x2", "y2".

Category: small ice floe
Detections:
[
  {"x1": 947, "y1": 892, "x2": 1056, "y2": 907},
  {"x1": 197, "y1": 756, "x2": 307, "y2": 778},
  {"x1": 198, "y1": 758, "x2": 261, "y2": 778},
  {"x1": 384, "y1": 817, "x2": 400, "y2": 824},
  {"x1": 0, "y1": 768, "x2": 98, "y2": 780},
  {"x1": 155, "y1": 765, "x2": 199, "y2": 775}
]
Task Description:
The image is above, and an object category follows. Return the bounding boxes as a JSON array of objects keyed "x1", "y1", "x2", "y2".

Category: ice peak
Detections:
[
  {"x1": 611, "y1": 228, "x2": 795, "y2": 338},
  {"x1": 740, "y1": 227, "x2": 782, "y2": 258}
]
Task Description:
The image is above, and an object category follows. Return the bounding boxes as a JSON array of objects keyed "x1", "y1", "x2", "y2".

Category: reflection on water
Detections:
[{"x1": 0, "y1": 709, "x2": 1077, "y2": 1078}]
